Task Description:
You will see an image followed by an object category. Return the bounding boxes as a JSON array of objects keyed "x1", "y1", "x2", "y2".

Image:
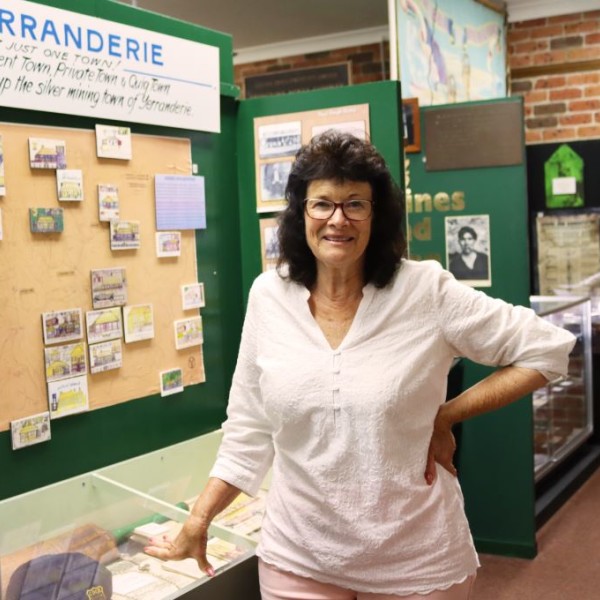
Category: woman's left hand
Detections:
[{"x1": 424, "y1": 410, "x2": 457, "y2": 485}]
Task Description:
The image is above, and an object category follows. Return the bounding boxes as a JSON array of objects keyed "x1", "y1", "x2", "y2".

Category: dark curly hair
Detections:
[{"x1": 277, "y1": 130, "x2": 406, "y2": 289}]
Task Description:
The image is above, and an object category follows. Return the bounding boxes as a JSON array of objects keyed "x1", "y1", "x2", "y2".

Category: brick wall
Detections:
[
  {"x1": 234, "y1": 41, "x2": 389, "y2": 98},
  {"x1": 509, "y1": 10, "x2": 600, "y2": 144}
]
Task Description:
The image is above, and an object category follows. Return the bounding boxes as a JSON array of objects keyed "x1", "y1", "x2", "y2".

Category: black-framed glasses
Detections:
[{"x1": 304, "y1": 198, "x2": 373, "y2": 221}]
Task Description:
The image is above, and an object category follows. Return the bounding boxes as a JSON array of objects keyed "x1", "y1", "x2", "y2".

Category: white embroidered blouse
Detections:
[{"x1": 210, "y1": 260, "x2": 575, "y2": 595}]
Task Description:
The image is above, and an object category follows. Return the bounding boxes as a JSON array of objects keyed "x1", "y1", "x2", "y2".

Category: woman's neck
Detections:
[{"x1": 312, "y1": 266, "x2": 365, "y2": 304}]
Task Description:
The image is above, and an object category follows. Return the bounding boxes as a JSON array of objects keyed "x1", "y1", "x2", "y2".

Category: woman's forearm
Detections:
[
  {"x1": 436, "y1": 366, "x2": 548, "y2": 429},
  {"x1": 190, "y1": 477, "x2": 243, "y2": 524}
]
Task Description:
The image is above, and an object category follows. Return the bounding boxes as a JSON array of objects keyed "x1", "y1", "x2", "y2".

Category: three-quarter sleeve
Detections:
[
  {"x1": 432, "y1": 265, "x2": 576, "y2": 380},
  {"x1": 209, "y1": 280, "x2": 274, "y2": 496}
]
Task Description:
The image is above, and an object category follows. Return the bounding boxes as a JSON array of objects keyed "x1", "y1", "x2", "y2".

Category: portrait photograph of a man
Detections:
[{"x1": 445, "y1": 215, "x2": 491, "y2": 287}]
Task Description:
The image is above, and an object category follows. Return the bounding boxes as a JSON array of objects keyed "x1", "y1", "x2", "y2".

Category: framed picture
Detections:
[
  {"x1": 402, "y1": 97, "x2": 421, "y2": 154},
  {"x1": 259, "y1": 218, "x2": 280, "y2": 272},
  {"x1": 160, "y1": 368, "x2": 184, "y2": 397},
  {"x1": 181, "y1": 283, "x2": 205, "y2": 310},
  {"x1": 174, "y1": 316, "x2": 203, "y2": 349},
  {"x1": 89, "y1": 339, "x2": 123, "y2": 374},
  {"x1": 11, "y1": 412, "x2": 51, "y2": 450},
  {"x1": 86, "y1": 307, "x2": 123, "y2": 344},
  {"x1": 123, "y1": 304, "x2": 155, "y2": 343},
  {"x1": 42, "y1": 308, "x2": 83, "y2": 345}
]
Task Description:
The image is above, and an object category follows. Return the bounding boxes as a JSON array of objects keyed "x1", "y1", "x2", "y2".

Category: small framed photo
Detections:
[
  {"x1": 174, "y1": 316, "x2": 203, "y2": 349},
  {"x1": 402, "y1": 98, "x2": 421, "y2": 154},
  {"x1": 95, "y1": 124, "x2": 132, "y2": 160},
  {"x1": 110, "y1": 220, "x2": 140, "y2": 250},
  {"x1": 156, "y1": 231, "x2": 181, "y2": 257},
  {"x1": 86, "y1": 307, "x2": 123, "y2": 344},
  {"x1": 259, "y1": 218, "x2": 280, "y2": 271},
  {"x1": 259, "y1": 160, "x2": 293, "y2": 204},
  {"x1": 30, "y1": 208, "x2": 64, "y2": 233},
  {"x1": 56, "y1": 169, "x2": 84, "y2": 201},
  {"x1": 28, "y1": 137, "x2": 66, "y2": 169},
  {"x1": 258, "y1": 121, "x2": 302, "y2": 159},
  {"x1": 89, "y1": 339, "x2": 123, "y2": 374},
  {"x1": 44, "y1": 342, "x2": 87, "y2": 382},
  {"x1": 445, "y1": 215, "x2": 492, "y2": 288},
  {"x1": 160, "y1": 367, "x2": 184, "y2": 397},
  {"x1": 98, "y1": 184, "x2": 120, "y2": 222},
  {"x1": 123, "y1": 304, "x2": 155, "y2": 343},
  {"x1": 11, "y1": 412, "x2": 51, "y2": 450},
  {"x1": 48, "y1": 375, "x2": 89, "y2": 419},
  {"x1": 91, "y1": 267, "x2": 127, "y2": 309},
  {"x1": 42, "y1": 308, "x2": 83, "y2": 345},
  {"x1": 181, "y1": 282, "x2": 205, "y2": 310}
]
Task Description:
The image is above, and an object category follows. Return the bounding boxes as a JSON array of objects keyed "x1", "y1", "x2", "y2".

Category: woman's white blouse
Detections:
[{"x1": 210, "y1": 260, "x2": 576, "y2": 595}]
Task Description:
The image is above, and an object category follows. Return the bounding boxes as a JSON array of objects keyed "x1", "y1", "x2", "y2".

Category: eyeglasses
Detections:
[{"x1": 304, "y1": 198, "x2": 373, "y2": 221}]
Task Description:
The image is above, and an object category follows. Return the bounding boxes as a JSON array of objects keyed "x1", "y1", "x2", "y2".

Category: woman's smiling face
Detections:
[{"x1": 304, "y1": 179, "x2": 373, "y2": 275}]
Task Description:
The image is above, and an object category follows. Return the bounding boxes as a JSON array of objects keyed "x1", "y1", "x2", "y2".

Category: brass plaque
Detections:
[{"x1": 424, "y1": 101, "x2": 524, "y2": 171}]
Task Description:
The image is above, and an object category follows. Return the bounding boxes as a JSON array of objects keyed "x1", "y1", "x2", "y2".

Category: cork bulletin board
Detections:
[{"x1": 0, "y1": 122, "x2": 204, "y2": 432}]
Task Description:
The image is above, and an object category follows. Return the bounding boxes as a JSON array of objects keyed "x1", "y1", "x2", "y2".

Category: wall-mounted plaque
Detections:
[{"x1": 424, "y1": 101, "x2": 523, "y2": 171}]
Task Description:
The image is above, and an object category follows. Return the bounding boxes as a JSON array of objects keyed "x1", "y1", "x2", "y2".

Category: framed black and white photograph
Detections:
[
  {"x1": 445, "y1": 215, "x2": 491, "y2": 287},
  {"x1": 259, "y1": 218, "x2": 280, "y2": 272},
  {"x1": 259, "y1": 160, "x2": 293, "y2": 207},
  {"x1": 258, "y1": 121, "x2": 302, "y2": 159}
]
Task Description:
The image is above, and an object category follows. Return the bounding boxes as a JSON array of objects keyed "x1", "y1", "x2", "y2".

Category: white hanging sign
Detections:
[{"x1": 0, "y1": 0, "x2": 220, "y2": 132}]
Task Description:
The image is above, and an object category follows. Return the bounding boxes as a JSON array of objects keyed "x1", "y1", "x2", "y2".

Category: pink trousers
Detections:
[{"x1": 259, "y1": 559, "x2": 476, "y2": 600}]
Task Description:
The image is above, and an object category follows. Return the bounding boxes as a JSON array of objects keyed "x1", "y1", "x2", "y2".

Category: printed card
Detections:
[
  {"x1": 98, "y1": 184, "x2": 120, "y2": 221},
  {"x1": 160, "y1": 368, "x2": 184, "y2": 397},
  {"x1": 95, "y1": 124, "x2": 132, "y2": 160},
  {"x1": 42, "y1": 308, "x2": 83, "y2": 345},
  {"x1": 11, "y1": 412, "x2": 51, "y2": 450},
  {"x1": 110, "y1": 220, "x2": 140, "y2": 250},
  {"x1": 91, "y1": 267, "x2": 127, "y2": 309},
  {"x1": 123, "y1": 304, "x2": 154, "y2": 343},
  {"x1": 30, "y1": 208, "x2": 64, "y2": 233},
  {"x1": 44, "y1": 342, "x2": 87, "y2": 382},
  {"x1": 174, "y1": 316, "x2": 203, "y2": 349},
  {"x1": 86, "y1": 307, "x2": 123, "y2": 344},
  {"x1": 156, "y1": 231, "x2": 181, "y2": 257},
  {"x1": 89, "y1": 339, "x2": 123, "y2": 374},
  {"x1": 56, "y1": 169, "x2": 84, "y2": 201},
  {"x1": 48, "y1": 375, "x2": 89, "y2": 419},
  {"x1": 28, "y1": 137, "x2": 67, "y2": 169},
  {"x1": 181, "y1": 283, "x2": 205, "y2": 310}
]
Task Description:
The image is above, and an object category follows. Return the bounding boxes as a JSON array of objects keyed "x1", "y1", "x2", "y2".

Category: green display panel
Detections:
[
  {"x1": 407, "y1": 97, "x2": 537, "y2": 557},
  {"x1": 0, "y1": 1, "x2": 243, "y2": 501},
  {"x1": 235, "y1": 81, "x2": 405, "y2": 297}
]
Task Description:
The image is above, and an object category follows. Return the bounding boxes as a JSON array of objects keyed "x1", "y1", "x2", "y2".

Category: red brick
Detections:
[
  {"x1": 567, "y1": 72, "x2": 600, "y2": 85},
  {"x1": 536, "y1": 76, "x2": 567, "y2": 89},
  {"x1": 550, "y1": 88, "x2": 583, "y2": 100},
  {"x1": 526, "y1": 116, "x2": 558, "y2": 128},
  {"x1": 578, "y1": 124, "x2": 600, "y2": 137},
  {"x1": 526, "y1": 130, "x2": 543, "y2": 143},
  {"x1": 514, "y1": 40, "x2": 549, "y2": 53},
  {"x1": 514, "y1": 18, "x2": 547, "y2": 29},
  {"x1": 511, "y1": 80, "x2": 533, "y2": 93},
  {"x1": 570, "y1": 99, "x2": 600, "y2": 110},
  {"x1": 568, "y1": 47, "x2": 600, "y2": 61},
  {"x1": 510, "y1": 54, "x2": 533, "y2": 68},
  {"x1": 585, "y1": 85, "x2": 600, "y2": 97},
  {"x1": 542, "y1": 127, "x2": 577, "y2": 140},
  {"x1": 525, "y1": 90, "x2": 549, "y2": 103},
  {"x1": 508, "y1": 29, "x2": 531, "y2": 43},
  {"x1": 559, "y1": 113, "x2": 592, "y2": 125},
  {"x1": 586, "y1": 33, "x2": 600, "y2": 44},
  {"x1": 535, "y1": 102, "x2": 567, "y2": 115},
  {"x1": 583, "y1": 10, "x2": 600, "y2": 18},
  {"x1": 595, "y1": 111, "x2": 600, "y2": 122},
  {"x1": 565, "y1": 21, "x2": 599, "y2": 34},
  {"x1": 531, "y1": 25, "x2": 565, "y2": 39},
  {"x1": 548, "y1": 13, "x2": 584, "y2": 24},
  {"x1": 533, "y1": 50, "x2": 567, "y2": 65}
]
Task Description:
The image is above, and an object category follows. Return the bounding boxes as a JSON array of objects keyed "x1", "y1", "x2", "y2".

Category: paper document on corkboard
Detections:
[{"x1": 0, "y1": 122, "x2": 204, "y2": 432}]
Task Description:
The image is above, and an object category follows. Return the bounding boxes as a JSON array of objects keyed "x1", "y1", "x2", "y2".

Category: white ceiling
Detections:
[{"x1": 118, "y1": 0, "x2": 600, "y2": 62}]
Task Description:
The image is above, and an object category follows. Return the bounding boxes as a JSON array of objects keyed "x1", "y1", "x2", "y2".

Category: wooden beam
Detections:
[{"x1": 511, "y1": 60, "x2": 600, "y2": 79}]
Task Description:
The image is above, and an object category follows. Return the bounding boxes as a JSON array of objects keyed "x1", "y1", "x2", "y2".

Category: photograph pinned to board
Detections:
[
  {"x1": 47, "y1": 375, "x2": 89, "y2": 419},
  {"x1": 89, "y1": 339, "x2": 123, "y2": 374},
  {"x1": 445, "y1": 215, "x2": 491, "y2": 288},
  {"x1": 30, "y1": 208, "x2": 64, "y2": 233},
  {"x1": 174, "y1": 316, "x2": 203, "y2": 349},
  {"x1": 28, "y1": 137, "x2": 67, "y2": 169},
  {"x1": 91, "y1": 267, "x2": 128, "y2": 309},
  {"x1": 155, "y1": 174, "x2": 206, "y2": 230},
  {"x1": 160, "y1": 367, "x2": 184, "y2": 397},
  {"x1": 10, "y1": 412, "x2": 51, "y2": 450},
  {"x1": 44, "y1": 341, "x2": 87, "y2": 382},
  {"x1": 56, "y1": 169, "x2": 84, "y2": 201},
  {"x1": 181, "y1": 282, "x2": 205, "y2": 310},
  {"x1": 259, "y1": 217, "x2": 280, "y2": 272},
  {"x1": 98, "y1": 184, "x2": 120, "y2": 222},
  {"x1": 254, "y1": 104, "x2": 370, "y2": 213},
  {"x1": 95, "y1": 124, "x2": 132, "y2": 160},
  {"x1": 86, "y1": 307, "x2": 123, "y2": 344},
  {"x1": 156, "y1": 231, "x2": 182, "y2": 257},
  {"x1": 0, "y1": 134, "x2": 5, "y2": 195},
  {"x1": 123, "y1": 303, "x2": 155, "y2": 343},
  {"x1": 110, "y1": 220, "x2": 140, "y2": 250},
  {"x1": 259, "y1": 161, "x2": 293, "y2": 211},
  {"x1": 42, "y1": 308, "x2": 83, "y2": 346}
]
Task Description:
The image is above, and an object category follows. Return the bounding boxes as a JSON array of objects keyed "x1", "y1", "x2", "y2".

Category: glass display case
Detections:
[
  {"x1": 530, "y1": 296, "x2": 593, "y2": 481},
  {"x1": 0, "y1": 431, "x2": 266, "y2": 600}
]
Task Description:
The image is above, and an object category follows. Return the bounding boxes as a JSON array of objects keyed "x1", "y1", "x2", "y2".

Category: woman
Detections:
[
  {"x1": 146, "y1": 132, "x2": 575, "y2": 599},
  {"x1": 448, "y1": 226, "x2": 489, "y2": 281}
]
